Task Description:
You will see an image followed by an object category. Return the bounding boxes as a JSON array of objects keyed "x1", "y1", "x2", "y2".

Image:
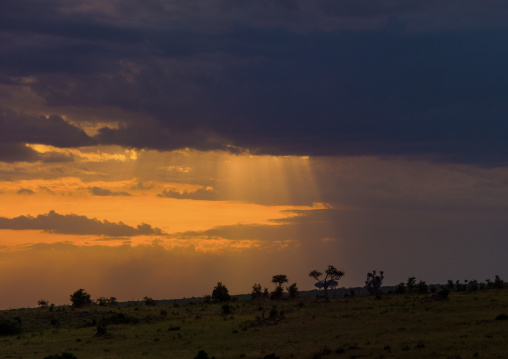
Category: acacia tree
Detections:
[
  {"x1": 309, "y1": 265, "x2": 344, "y2": 302},
  {"x1": 271, "y1": 274, "x2": 288, "y2": 299}
]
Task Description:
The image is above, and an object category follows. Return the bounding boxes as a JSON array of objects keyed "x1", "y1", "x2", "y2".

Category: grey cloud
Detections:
[
  {"x1": 0, "y1": 142, "x2": 41, "y2": 163},
  {"x1": 0, "y1": 210, "x2": 163, "y2": 237},
  {"x1": 17, "y1": 188, "x2": 35, "y2": 195},
  {"x1": 89, "y1": 186, "x2": 132, "y2": 197},
  {"x1": 0, "y1": 109, "x2": 93, "y2": 147},
  {"x1": 0, "y1": 109, "x2": 94, "y2": 163},
  {"x1": 3, "y1": 1, "x2": 508, "y2": 165},
  {"x1": 157, "y1": 187, "x2": 217, "y2": 201}
]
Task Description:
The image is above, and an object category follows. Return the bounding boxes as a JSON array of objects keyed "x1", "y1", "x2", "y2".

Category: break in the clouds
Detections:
[
  {"x1": 2, "y1": 1, "x2": 508, "y2": 165},
  {"x1": 0, "y1": 210, "x2": 163, "y2": 237}
]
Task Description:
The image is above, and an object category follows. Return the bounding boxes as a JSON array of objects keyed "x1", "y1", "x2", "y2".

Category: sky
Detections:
[{"x1": 1, "y1": 1, "x2": 508, "y2": 308}]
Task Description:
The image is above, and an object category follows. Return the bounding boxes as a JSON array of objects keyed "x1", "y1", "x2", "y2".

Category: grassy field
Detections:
[{"x1": 1, "y1": 289, "x2": 508, "y2": 359}]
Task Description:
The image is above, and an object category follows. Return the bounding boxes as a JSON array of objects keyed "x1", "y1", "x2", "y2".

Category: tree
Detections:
[
  {"x1": 212, "y1": 282, "x2": 231, "y2": 303},
  {"x1": 251, "y1": 283, "x2": 267, "y2": 300},
  {"x1": 271, "y1": 274, "x2": 288, "y2": 300},
  {"x1": 272, "y1": 274, "x2": 288, "y2": 288},
  {"x1": 406, "y1": 277, "x2": 416, "y2": 290},
  {"x1": 309, "y1": 265, "x2": 345, "y2": 302},
  {"x1": 365, "y1": 270, "x2": 384, "y2": 296},
  {"x1": 144, "y1": 296, "x2": 156, "y2": 306},
  {"x1": 70, "y1": 289, "x2": 92, "y2": 308},
  {"x1": 286, "y1": 283, "x2": 299, "y2": 298}
]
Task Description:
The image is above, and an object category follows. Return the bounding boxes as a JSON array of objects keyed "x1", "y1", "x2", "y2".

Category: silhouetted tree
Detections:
[
  {"x1": 144, "y1": 296, "x2": 156, "y2": 306},
  {"x1": 271, "y1": 274, "x2": 288, "y2": 300},
  {"x1": 286, "y1": 283, "x2": 299, "y2": 298},
  {"x1": 416, "y1": 280, "x2": 428, "y2": 294},
  {"x1": 365, "y1": 270, "x2": 384, "y2": 296},
  {"x1": 251, "y1": 283, "x2": 262, "y2": 299},
  {"x1": 309, "y1": 265, "x2": 344, "y2": 302},
  {"x1": 70, "y1": 289, "x2": 92, "y2": 308},
  {"x1": 272, "y1": 274, "x2": 288, "y2": 288},
  {"x1": 406, "y1": 277, "x2": 416, "y2": 290},
  {"x1": 212, "y1": 282, "x2": 231, "y2": 303}
]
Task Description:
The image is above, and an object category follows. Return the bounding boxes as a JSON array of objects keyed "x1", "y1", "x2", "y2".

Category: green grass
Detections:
[{"x1": 1, "y1": 290, "x2": 508, "y2": 358}]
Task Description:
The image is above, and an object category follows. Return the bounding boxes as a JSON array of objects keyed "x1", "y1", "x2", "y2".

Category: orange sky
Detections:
[{"x1": 0, "y1": 146, "x2": 333, "y2": 308}]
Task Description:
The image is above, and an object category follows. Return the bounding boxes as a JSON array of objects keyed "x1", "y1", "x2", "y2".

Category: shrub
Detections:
[
  {"x1": 394, "y1": 282, "x2": 406, "y2": 294},
  {"x1": 416, "y1": 280, "x2": 428, "y2": 294},
  {"x1": 286, "y1": 283, "x2": 299, "y2": 298},
  {"x1": 38, "y1": 299, "x2": 49, "y2": 308},
  {"x1": 96, "y1": 296, "x2": 118, "y2": 306},
  {"x1": 96, "y1": 319, "x2": 107, "y2": 336},
  {"x1": 70, "y1": 288, "x2": 92, "y2": 308},
  {"x1": 43, "y1": 353, "x2": 77, "y2": 359},
  {"x1": 406, "y1": 277, "x2": 416, "y2": 290},
  {"x1": 271, "y1": 286, "x2": 283, "y2": 300},
  {"x1": 495, "y1": 314, "x2": 508, "y2": 321},
  {"x1": 494, "y1": 275, "x2": 505, "y2": 289},
  {"x1": 251, "y1": 283, "x2": 263, "y2": 299},
  {"x1": 467, "y1": 280, "x2": 479, "y2": 292},
  {"x1": 221, "y1": 304, "x2": 233, "y2": 315},
  {"x1": 144, "y1": 296, "x2": 156, "y2": 306},
  {"x1": 194, "y1": 349, "x2": 216, "y2": 359},
  {"x1": 212, "y1": 282, "x2": 231, "y2": 303},
  {"x1": 0, "y1": 318, "x2": 21, "y2": 336}
]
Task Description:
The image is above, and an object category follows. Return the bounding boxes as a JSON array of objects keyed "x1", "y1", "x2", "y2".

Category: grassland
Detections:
[{"x1": 1, "y1": 289, "x2": 508, "y2": 358}]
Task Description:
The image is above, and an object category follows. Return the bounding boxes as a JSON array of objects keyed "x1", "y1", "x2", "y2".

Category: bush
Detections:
[
  {"x1": 194, "y1": 349, "x2": 216, "y2": 359},
  {"x1": 0, "y1": 318, "x2": 21, "y2": 336},
  {"x1": 43, "y1": 353, "x2": 77, "y2": 359},
  {"x1": 286, "y1": 283, "x2": 299, "y2": 298},
  {"x1": 212, "y1": 282, "x2": 231, "y2": 303},
  {"x1": 70, "y1": 288, "x2": 92, "y2": 308},
  {"x1": 271, "y1": 286, "x2": 283, "y2": 300},
  {"x1": 96, "y1": 296, "x2": 118, "y2": 306},
  {"x1": 494, "y1": 275, "x2": 505, "y2": 289},
  {"x1": 416, "y1": 280, "x2": 428, "y2": 294},
  {"x1": 394, "y1": 282, "x2": 406, "y2": 294},
  {"x1": 96, "y1": 319, "x2": 107, "y2": 336},
  {"x1": 221, "y1": 304, "x2": 233, "y2": 315},
  {"x1": 251, "y1": 283, "x2": 263, "y2": 299},
  {"x1": 38, "y1": 299, "x2": 49, "y2": 308},
  {"x1": 406, "y1": 277, "x2": 416, "y2": 290},
  {"x1": 144, "y1": 296, "x2": 157, "y2": 306}
]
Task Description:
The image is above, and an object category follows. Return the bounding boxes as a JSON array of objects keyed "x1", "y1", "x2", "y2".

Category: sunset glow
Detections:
[{"x1": 2, "y1": 1, "x2": 508, "y2": 310}]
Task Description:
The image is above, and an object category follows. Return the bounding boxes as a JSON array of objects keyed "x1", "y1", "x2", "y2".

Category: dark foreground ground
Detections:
[{"x1": 1, "y1": 289, "x2": 508, "y2": 358}]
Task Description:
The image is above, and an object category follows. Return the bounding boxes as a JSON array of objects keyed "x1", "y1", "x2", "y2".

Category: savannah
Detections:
[{"x1": 1, "y1": 271, "x2": 507, "y2": 359}]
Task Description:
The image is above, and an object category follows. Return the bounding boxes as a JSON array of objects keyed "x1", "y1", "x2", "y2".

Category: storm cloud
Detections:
[
  {"x1": 2, "y1": 1, "x2": 508, "y2": 165},
  {"x1": 0, "y1": 210, "x2": 163, "y2": 237}
]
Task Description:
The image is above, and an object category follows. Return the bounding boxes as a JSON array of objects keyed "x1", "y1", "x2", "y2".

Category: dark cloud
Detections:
[
  {"x1": 0, "y1": 210, "x2": 163, "y2": 236},
  {"x1": 0, "y1": 109, "x2": 94, "y2": 163},
  {"x1": 89, "y1": 186, "x2": 132, "y2": 197},
  {"x1": 157, "y1": 187, "x2": 217, "y2": 201},
  {"x1": 0, "y1": 142, "x2": 41, "y2": 163},
  {"x1": 2, "y1": 1, "x2": 508, "y2": 165},
  {"x1": 17, "y1": 188, "x2": 35, "y2": 195}
]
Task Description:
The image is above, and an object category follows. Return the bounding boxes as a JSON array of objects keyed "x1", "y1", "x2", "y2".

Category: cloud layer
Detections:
[
  {"x1": 0, "y1": 210, "x2": 163, "y2": 237},
  {"x1": 2, "y1": 1, "x2": 508, "y2": 165}
]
